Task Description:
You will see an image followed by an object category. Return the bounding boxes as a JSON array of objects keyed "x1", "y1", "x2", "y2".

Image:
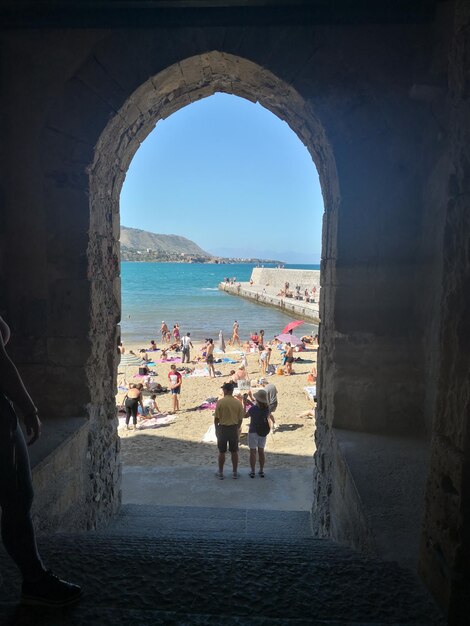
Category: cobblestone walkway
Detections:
[{"x1": 0, "y1": 505, "x2": 443, "y2": 625}]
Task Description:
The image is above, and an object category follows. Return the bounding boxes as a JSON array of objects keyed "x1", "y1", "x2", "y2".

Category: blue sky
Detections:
[{"x1": 120, "y1": 93, "x2": 324, "y2": 264}]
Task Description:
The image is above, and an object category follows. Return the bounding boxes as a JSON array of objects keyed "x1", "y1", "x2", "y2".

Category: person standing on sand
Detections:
[
  {"x1": 172, "y1": 324, "x2": 180, "y2": 342},
  {"x1": 284, "y1": 343, "x2": 295, "y2": 375},
  {"x1": 259, "y1": 378, "x2": 278, "y2": 430},
  {"x1": 214, "y1": 382, "x2": 245, "y2": 480},
  {"x1": 168, "y1": 364, "x2": 182, "y2": 413},
  {"x1": 205, "y1": 339, "x2": 216, "y2": 378},
  {"x1": 124, "y1": 383, "x2": 145, "y2": 430},
  {"x1": 181, "y1": 332, "x2": 193, "y2": 363},
  {"x1": 246, "y1": 389, "x2": 273, "y2": 478},
  {"x1": 259, "y1": 346, "x2": 269, "y2": 376},
  {"x1": 161, "y1": 321, "x2": 169, "y2": 342},
  {"x1": 0, "y1": 315, "x2": 82, "y2": 606}
]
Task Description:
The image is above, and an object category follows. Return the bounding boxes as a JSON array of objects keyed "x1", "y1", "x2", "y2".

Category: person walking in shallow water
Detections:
[
  {"x1": 0, "y1": 315, "x2": 82, "y2": 606},
  {"x1": 231, "y1": 320, "x2": 240, "y2": 346}
]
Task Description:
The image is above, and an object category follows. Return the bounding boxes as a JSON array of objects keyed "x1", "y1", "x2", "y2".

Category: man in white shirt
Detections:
[{"x1": 181, "y1": 332, "x2": 193, "y2": 363}]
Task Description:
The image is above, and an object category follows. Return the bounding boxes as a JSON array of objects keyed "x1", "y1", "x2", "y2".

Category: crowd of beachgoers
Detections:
[{"x1": 117, "y1": 320, "x2": 318, "y2": 473}]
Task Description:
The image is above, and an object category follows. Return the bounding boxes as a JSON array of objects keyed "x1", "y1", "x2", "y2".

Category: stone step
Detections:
[
  {"x1": 0, "y1": 603, "x2": 433, "y2": 626},
  {"x1": 0, "y1": 516, "x2": 443, "y2": 625},
  {"x1": 101, "y1": 504, "x2": 314, "y2": 541}
]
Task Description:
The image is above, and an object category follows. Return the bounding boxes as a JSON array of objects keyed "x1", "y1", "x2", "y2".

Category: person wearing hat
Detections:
[
  {"x1": 213, "y1": 382, "x2": 245, "y2": 480},
  {"x1": 259, "y1": 378, "x2": 278, "y2": 426},
  {"x1": 246, "y1": 388, "x2": 273, "y2": 478}
]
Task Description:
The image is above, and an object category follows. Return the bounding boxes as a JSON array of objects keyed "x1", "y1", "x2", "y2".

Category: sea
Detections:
[{"x1": 120, "y1": 262, "x2": 320, "y2": 345}]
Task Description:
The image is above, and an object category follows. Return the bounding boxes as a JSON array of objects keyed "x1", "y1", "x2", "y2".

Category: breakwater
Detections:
[{"x1": 219, "y1": 268, "x2": 320, "y2": 324}]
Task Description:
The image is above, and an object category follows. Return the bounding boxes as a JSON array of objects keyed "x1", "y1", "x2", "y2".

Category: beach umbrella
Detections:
[
  {"x1": 281, "y1": 320, "x2": 305, "y2": 335},
  {"x1": 275, "y1": 333, "x2": 304, "y2": 346},
  {"x1": 118, "y1": 353, "x2": 146, "y2": 378},
  {"x1": 119, "y1": 353, "x2": 146, "y2": 367}
]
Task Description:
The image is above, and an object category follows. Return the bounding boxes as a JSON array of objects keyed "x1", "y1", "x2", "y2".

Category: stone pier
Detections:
[{"x1": 218, "y1": 268, "x2": 320, "y2": 324}]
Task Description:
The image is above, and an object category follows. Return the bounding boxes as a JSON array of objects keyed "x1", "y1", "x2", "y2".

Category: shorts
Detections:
[
  {"x1": 248, "y1": 432, "x2": 267, "y2": 449},
  {"x1": 216, "y1": 424, "x2": 239, "y2": 453},
  {"x1": 206, "y1": 355, "x2": 214, "y2": 364},
  {"x1": 287, "y1": 357, "x2": 294, "y2": 364},
  {"x1": 171, "y1": 388, "x2": 180, "y2": 394}
]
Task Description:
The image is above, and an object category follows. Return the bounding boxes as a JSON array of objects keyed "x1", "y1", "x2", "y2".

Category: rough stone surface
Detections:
[
  {"x1": 0, "y1": 4, "x2": 468, "y2": 618},
  {"x1": 419, "y1": 1, "x2": 470, "y2": 621},
  {"x1": 0, "y1": 504, "x2": 444, "y2": 625}
]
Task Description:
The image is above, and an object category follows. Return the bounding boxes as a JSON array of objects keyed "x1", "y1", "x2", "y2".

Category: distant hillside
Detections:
[{"x1": 120, "y1": 226, "x2": 212, "y2": 261}]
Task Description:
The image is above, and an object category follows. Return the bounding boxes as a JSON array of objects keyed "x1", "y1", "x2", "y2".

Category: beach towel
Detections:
[
  {"x1": 304, "y1": 386, "x2": 317, "y2": 401},
  {"x1": 138, "y1": 415, "x2": 175, "y2": 429},
  {"x1": 155, "y1": 357, "x2": 181, "y2": 364},
  {"x1": 199, "y1": 401, "x2": 217, "y2": 410},
  {"x1": 188, "y1": 368, "x2": 210, "y2": 377},
  {"x1": 221, "y1": 358, "x2": 238, "y2": 364},
  {"x1": 118, "y1": 415, "x2": 175, "y2": 430}
]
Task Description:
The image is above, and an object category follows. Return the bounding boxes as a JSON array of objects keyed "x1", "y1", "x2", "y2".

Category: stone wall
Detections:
[
  {"x1": 251, "y1": 268, "x2": 320, "y2": 292},
  {"x1": 0, "y1": 4, "x2": 468, "y2": 615},
  {"x1": 420, "y1": 1, "x2": 470, "y2": 620},
  {"x1": 219, "y1": 282, "x2": 319, "y2": 323}
]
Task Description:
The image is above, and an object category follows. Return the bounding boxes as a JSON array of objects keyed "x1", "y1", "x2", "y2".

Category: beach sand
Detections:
[{"x1": 117, "y1": 339, "x2": 317, "y2": 473}]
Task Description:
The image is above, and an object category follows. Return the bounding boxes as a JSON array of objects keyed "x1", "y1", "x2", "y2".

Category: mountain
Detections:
[
  {"x1": 120, "y1": 226, "x2": 283, "y2": 264},
  {"x1": 120, "y1": 226, "x2": 212, "y2": 261}
]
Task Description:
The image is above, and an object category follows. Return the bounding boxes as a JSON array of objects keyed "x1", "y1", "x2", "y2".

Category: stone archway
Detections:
[
  {"x1": 39, "y1": 48, "x2": 338, "y2": 530},
  {"x1": 34, "y1": 22, "x2": 439, "y2": 556},
  {"x1": 88, "y1": 50, "x2": 338, "y2": 431}
]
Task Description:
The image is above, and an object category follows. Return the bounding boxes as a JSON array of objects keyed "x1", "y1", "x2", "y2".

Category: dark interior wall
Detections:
[
  {"x1": 0, "y1": 19, "x2": 438, "y2": 437},
  {"x1": 413, "y1": 1, "x2": 456, "y2": 439},
  {"x1": 0, "y1": 30, "x2": 107, "y2": 415},
  {"x1": 314, "y1": 25, "x2": 440, "y2": 437},
  {"x1": 1, "y1": 7, "x2": 465, "y2": 592},
  {"x1": 420, "y1": 1, "x2": 470, "y2": 619}
]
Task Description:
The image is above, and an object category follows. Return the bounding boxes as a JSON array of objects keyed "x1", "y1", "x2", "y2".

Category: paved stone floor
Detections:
[
  {"x1": 0, "y1": 504, "x2": 444, "y2": 625},
  {"x1": 123, "y1": 466, "x2": 314, "y2": 510}
]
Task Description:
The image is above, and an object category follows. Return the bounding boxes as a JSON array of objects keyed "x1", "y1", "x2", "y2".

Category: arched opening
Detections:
[
  {"x1": 116, "y1": 90, "x2": 324, "y2": 508},
  {"x1": 88, "y1": 51, "x2": 339, "y2": 463},
  {"x1": 36, "y1": 41, "x2": 434, "y2": 574},
  {"x1": 1, "y1": 7, "x2": 464, "y2": 616},
  {"x1": 88, "y1": 52, "x2": 337, "y2": 513}
]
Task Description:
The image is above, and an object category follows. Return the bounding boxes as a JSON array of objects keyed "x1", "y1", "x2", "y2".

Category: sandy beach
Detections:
[{"x1": 117, "y1": 338, "x2": 317, "y2": 473}]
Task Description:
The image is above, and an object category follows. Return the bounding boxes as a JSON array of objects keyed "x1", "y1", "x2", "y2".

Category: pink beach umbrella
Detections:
[
  {"x1": 281, "y1": 320, "x2": 304, "y2": 335},
  {"x1": 275, "y1": 333, "x2": 304, "y2": 346}
]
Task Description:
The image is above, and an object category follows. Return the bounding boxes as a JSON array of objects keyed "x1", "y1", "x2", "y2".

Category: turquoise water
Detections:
[{"x1": 120, "y1": 262, "x2": 319, "y2": 344}]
